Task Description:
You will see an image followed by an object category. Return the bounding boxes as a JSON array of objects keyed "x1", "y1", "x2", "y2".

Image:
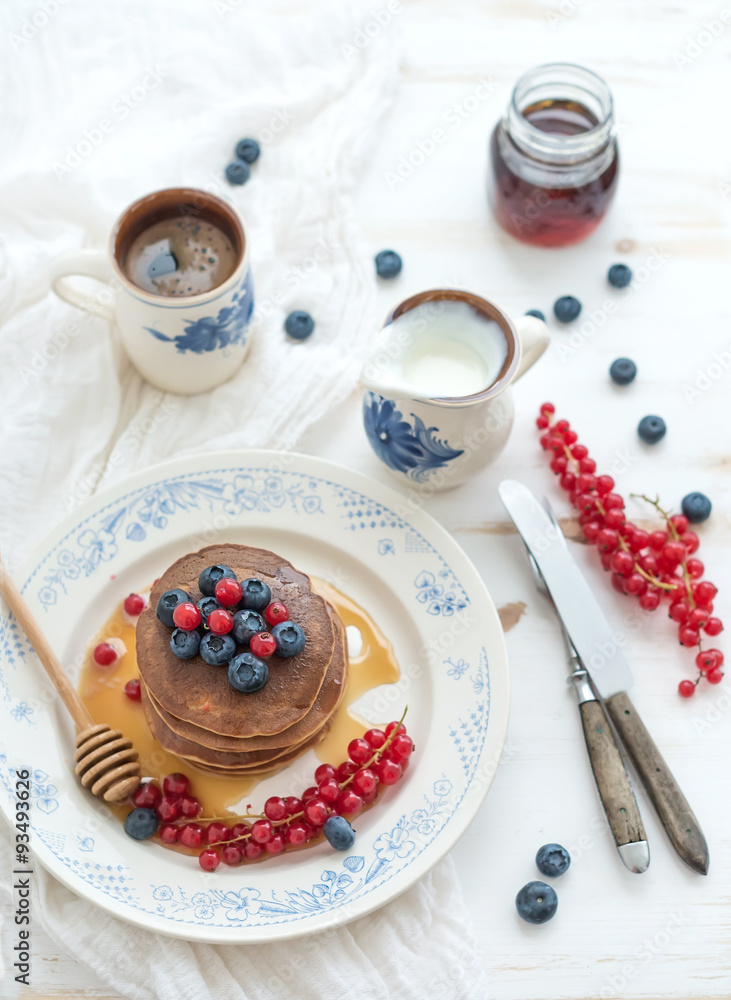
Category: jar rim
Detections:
[{"x1": 507, "y1": 62, "x2": 614, "y2": 162}]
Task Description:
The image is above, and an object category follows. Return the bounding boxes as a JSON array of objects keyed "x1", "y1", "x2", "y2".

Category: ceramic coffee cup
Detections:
[
  {"x1": 360, "y1": 288, "x2": 549, "y2": 491},
  {"x1": 49, "y1": 187, "x2": 254, "y2": 394}
]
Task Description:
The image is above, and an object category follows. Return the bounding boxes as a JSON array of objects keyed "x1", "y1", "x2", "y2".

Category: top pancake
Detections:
[{"x1": 136, "y1": 544, "x2": 336, "y2": 737}]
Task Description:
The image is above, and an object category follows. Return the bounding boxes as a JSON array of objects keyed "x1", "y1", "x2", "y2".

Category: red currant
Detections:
[
  {"x1": 313, "y1": 764, "x2": 335, "y2": 785},
  {"x1": 600, "y1": 551, "x2": 613, "y2": 572},
  {"x1": 198, "y1": 849, "x2": 220, "y2": 872},
  {"x1": 302, "y1": 785, "x2": 319, "y2": 802},
  {"x1": 639, "y1": 588, "x2": 661, "y2": 611},
  {"x1": 540, "y1": 403, "x2": 555, "y2": 416},
  {"x1": 131, "y1": 782, "x2": 161, "y2": 810},
  {"x1": 376, "y1": 759, "x2": 402, "y2": 785},
  {"x1": 318, "y1": 778, "x2": 340, "y2": 804},
  {"x1": 212, "y1": 578, "x2": 242, "y2": 608},
  {"x1": 159, "y1": 823, "x2": 179, "y2": 844},
  {"x1": 695, "y1": 581, "x2": 717, "y2": 605},
  {"x1": 679, "y1": 625, "x2": 700, "y2": 648},
  {"x1": 265, "y1": 833, "x2": 286, "y2": 855},
  {"x1": 649, "y1": 531, "x2": 668, "y2": 551},
  {"x1": 596, "y1": 529, "x2": 619, "y2": 553},
  {"x1": 688, "y1": 607, "x2": 710, "y2": 630},
  {"x1": 554, "y1": 419, "x2": 569, "y2": 434},
  {"x1": 348, "y1": 738, "x2": 372, "y2": 764},
  {"x1": 670, "y1": 514, "x2": 688, "y2": 535},
  {"x1": 163, "y1": 772, "x2": 189, "y2": 797},
  {"x1": 336, "y1": 761, "x2": 359, "y2": 782},
  {"x1": 157, "y1": 796, "x2": 181, "y2": 823},
  {"x1": 264, "y1": 602, "x2": 289, "y2": 626},
  {"x1": 550, "y1": 455, "x2": 567, "y2": 474},
  {"x1": 638, "y1": 554, "x2": 659, "y2": 575},
  {"x1": 385, "y1": 721, "x2": 407, "y2": 737},
  {"x1": 244, "y1": 841, "x2": 263, "y2": 860},
  {"x1": 179, "y1": 795, "x2": 201, "y2": 818},
  {"x1": 537, "y1": 415, "x2": 549, "y2": 429},
  {"x1": 222, "y1": 843, "x2": 244, "y2": 865},
  {"x1": 611, "y1": 572, "x2": 627, "y2": 594},
  {"x1": 172, "y1": 602, "x2": 201, "y2": 631},
  {"x1": 576, "y1": 473, "x2": 596, "y2": 494},
  {"x1": 705, "y1": 617, "x2": 723, "y2": 637},
  {"x1": 93, "y1": 642, "x2": 118, "y2": 667},
  {"x1": 582, "y1": 521, "x2": 602, "y2": 542},
  {"x1": 352, "y1": 767, "x2": 379, "y2": 796},
  {"x1": 685, "y1": 558, "x2": 704, "y2": 579},
  {"x1": 628, "y1": 529, "x2": 650, "y2": 553},
  {"x1": 207, "y1": 609, "x2": 234, "y2": 635},
  {"x1": 284, "y1": 796, "x2": 303, "y2": 816},
  {"x1": 579, "y1": 457, "x2": 596, "y2": 474},
  {"x1": 560, "y1": 472, "x2": 576, "y2": 491},
  {"x1": 661, "y1": 542, "x2": 685, "y2": 567},
  {"x1": 540, "y1": 433, "x2": 552, "y2": 450},
  {"x1": 179, "y1": 823, "x2": 204, "y2": 849},
  {"x1": 251, "y1": 819, "x2": 273, "y2": 844},
  {"x1": 603, "y1": 509, "x2": 625, "y2": 530},
  {"x1": 707, "y1": 667, "x2": 724, "y2": 684},
  {"x1": 124, "y1": 593, "x2": 146, "y2": 616},
  {"x1": 563, "y1": 429, "x2": 578, "y2": 445},
  {"x1": 696, "y1": 649, "x2": 722, "y2": 672},
  {"x1": 678, "y1": 679, "x2": 696, "y2": 698},
  {"x1": 286, "y1": 822, "x2": 310, "y2": 846},
  {"x1": 624, "y1": 574, "x2": 647, "y2": 596},
  {"x1": 683, "y1": 531, "x2": 700, "y2": 555},
  {"x1": 230, "y1": 822, "x2": 251, "y2": 839},
  {"x1": 124, "y1": 678, "x2": 141, "y2": 701},
  {"x1": 390, "y1": 734, "x2": 414, "y2": 761},
  {"x1": 364, "y1": 728, "x2": 387, "y2": 749},
  {"x1": 603, "y1": 493, "x2": 624, "y2": 510},
  {"x1": 669, "y1": 601, "x2": 690, "y2": 623},
  {"x1": 303, "y1": 797, "x2": 329, "y2": 827},
  {"x1": 250, "y1": 632, "x2": 277, "y2": 658},
  {"x1": 594, "y1": 474, "x2": 614, "y2": 495},
  {"x1": 610, "y1": 551, "x2": 634, "y2": 576},
  {"x1": 336, "y1": 789, "x2": 364, "y2": 816},
  {"x1": 206, "y1": 822, "x2": 230, "y2": 845},
  {"x1": 569, "y1": 443, "x2": 587, "y2": 459}
]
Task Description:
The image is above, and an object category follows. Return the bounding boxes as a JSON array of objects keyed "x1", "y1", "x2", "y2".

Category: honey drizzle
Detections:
[{"x1": 78, "y1": 577, "x2": 400, "y2": 825}]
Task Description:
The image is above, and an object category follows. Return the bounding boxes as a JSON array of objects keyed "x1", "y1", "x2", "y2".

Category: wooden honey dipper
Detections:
[{"x1": 0, "y1": 554, "x2": 142, "y2": 803}]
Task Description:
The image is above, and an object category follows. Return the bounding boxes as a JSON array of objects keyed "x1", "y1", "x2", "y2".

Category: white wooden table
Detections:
[{"x1": 22, "y1": 1, "x2": 731, "y2": 996}]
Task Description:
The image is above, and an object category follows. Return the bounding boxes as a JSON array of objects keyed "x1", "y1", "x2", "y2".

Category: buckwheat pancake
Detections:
[
  {"x1": 146, "y1": 610, "x2": 347, "y2": 752},
  {"x1": 190, "y1": 722, "x2": 334, "y2": 776},
  {"x1": 137, "y1": 545, "x2": 336, "y2": 737}
]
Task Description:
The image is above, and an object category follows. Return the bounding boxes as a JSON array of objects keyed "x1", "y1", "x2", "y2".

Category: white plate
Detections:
[{"x1": 0, "y1": 451, "x2": 509, "y2": 943}]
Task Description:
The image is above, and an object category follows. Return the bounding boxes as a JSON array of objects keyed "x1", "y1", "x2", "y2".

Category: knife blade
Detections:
[{"x1": 498, "y1": 478, "x2": 709, "y2": 876}]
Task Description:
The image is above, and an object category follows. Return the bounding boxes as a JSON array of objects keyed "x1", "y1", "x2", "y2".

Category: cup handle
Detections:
[
  {"x1": 49, "y1": 249, "x2": 116, "y2": 322},
  {"x1": 513, "y1": 314, "x2": 550, "y2": 381}
]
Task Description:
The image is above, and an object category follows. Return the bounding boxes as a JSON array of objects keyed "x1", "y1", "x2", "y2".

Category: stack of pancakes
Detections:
[{"x1": 136, "y1": 544, "x2": 348, "y2": 775}]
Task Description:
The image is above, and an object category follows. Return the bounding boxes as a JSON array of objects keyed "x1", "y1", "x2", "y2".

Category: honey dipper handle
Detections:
[{"x1": 0, "y1": 554, "x2": 94, "y2": 731}]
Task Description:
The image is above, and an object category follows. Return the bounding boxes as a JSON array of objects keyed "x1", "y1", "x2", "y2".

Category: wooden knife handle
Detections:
[
  {"x1": 605, "y1": 690, "x2": 709, "y2": 875},
  {"x1": 578, "y1": 699, "x2": 646, "y2": 848}
]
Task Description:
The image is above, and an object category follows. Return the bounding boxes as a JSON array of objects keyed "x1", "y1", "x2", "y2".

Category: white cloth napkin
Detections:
[{"x1": 0, "y1": 1, "x2": 488, "y2": 996}]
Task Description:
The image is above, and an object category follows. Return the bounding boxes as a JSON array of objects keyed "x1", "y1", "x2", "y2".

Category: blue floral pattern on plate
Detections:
[
  {"x1": 144, "y1": 270, "x2": 254, "y2": 354},
  {"x1": 363, "y1": 392, "x2": 464, "y2": 482}
]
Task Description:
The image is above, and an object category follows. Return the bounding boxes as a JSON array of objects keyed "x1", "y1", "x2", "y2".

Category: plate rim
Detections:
[{"x1": 1, "y1": 449, "x2": 510, "y2": 943}]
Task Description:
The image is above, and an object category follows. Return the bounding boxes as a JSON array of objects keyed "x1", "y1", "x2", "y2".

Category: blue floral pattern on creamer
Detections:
[
  {"x1": 144, "y1": 269, "x2": 254, "y2": 354},
  {"x1": 363, "y1": 393, "x2": 464, "y2": 482},
  {"x1": 0, "y1": 465, "x2": 493, "y2": 931}
]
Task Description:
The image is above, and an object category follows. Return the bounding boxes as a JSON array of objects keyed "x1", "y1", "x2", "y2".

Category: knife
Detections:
[
  {"x1": 498, "y1": 478, "x2": 710, "y2": 876},
  {"x1": 526, "y1": 551, "x2": 650, "y2": 874}
]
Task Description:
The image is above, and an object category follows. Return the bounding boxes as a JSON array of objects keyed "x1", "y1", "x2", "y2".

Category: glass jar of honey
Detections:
[{"x1": 488, "y1": 63, "x2": 619, "y2": 247}]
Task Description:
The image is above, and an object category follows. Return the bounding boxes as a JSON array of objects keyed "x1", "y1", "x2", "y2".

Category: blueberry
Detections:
[
  {"x1": 197, "y1": 596, "x2": 222, "y2": 624},
  {"x1": 228, "y1": 651, "x2": 269, "y2": 693},
  {"x1": 553, "y1": 296, "x2": 582, "y2": 323},
  {"x1": 199, "y1": 632, "x2": 236, "y2": 666},
  {"x1": 232, "y1": 609, "x2": 266, "y2": 645},
  {"x1": 638, "y1": 415, "x2": 666, "y2": 444},
  {"x1": 124, "y1": 807, "x2": 158, "y2": 841},
  {"x1": 170, "y1": 628, "x2": 201, "y2": 659},
  {"x1": 375, "y1": 249, "x2": 402, "y2": 279},
  {"x1": 515, "y1": 881, "x2": 558, "y2": 924},
  {"x1": 609, "y1": 357, "x2": 637, "y2": 386},
  {"x1": 156, "y1": 588, "x2": 191, "y2": 628},
  {"x1": 323, "y1": 815, "x2": 356, "y2": 851},
  {"x1": 525, "y1": 309, "x2": 546, "y2": 322},
  {"x1": 608, "y1": 263, "x2": 633, "y2": 289},
  {"x1": 198, "y1": 564, "x2": 236, "y2": 597},
  {"x1": 225, "y1": 160, "x2": 250, "y2": 185},
  {"x1": 681, "y1": 492, "x2": 712, "y2": 523},
  {"x1": 535, "y1": 843, "x2": 571, "y2": 878},
  {"x1": 240, "y1": 578, "x2": 272, "y2": 612},
  {"x1": 284, "y1": 310, "x2": 315, "y2": 341},
  {"x1": 271, "y1": 621, "x2": 306, "y2": 658},
  {"x1": 235, "y1": 138, "x2": 260, "y2": 164}
]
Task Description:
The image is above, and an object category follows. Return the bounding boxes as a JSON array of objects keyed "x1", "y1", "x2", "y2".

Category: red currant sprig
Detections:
[
  {"x1": 131, "y1": 709, "x2": 414, "y2": 870},
  {"x1": 537, "y1": 403, "x2": 724, "y2": 697}
]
